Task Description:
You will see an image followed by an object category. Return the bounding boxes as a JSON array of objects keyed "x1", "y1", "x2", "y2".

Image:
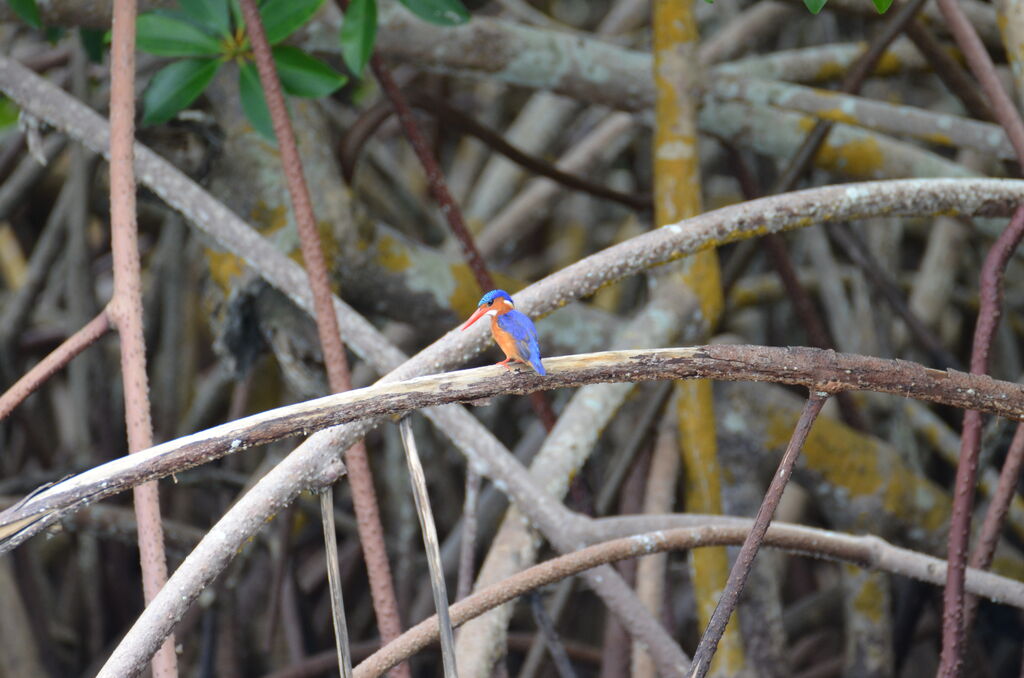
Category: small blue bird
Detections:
[{"x1": 462, "y1": 290, "x2": 546, "y2": 375}]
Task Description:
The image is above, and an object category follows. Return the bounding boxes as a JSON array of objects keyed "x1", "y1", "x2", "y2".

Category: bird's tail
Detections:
[{"x1": 531, "y1": 357, "x2": 547, "y2": 376}]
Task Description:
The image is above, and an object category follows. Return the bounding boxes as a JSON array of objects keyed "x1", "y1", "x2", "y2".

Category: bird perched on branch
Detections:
[{"x1": 462, "y1": 289, "x2": 546, "y2": 375}]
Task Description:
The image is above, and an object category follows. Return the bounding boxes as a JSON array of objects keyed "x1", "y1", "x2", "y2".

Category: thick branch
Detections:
[{"x1": 3, "y1": 344, "x2": 1024, "y2": 549}]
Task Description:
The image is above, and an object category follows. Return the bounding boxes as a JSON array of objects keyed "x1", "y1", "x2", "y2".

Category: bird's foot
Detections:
[{"x1": 496, "y1": 358, "x2": 515, "y2": 371}]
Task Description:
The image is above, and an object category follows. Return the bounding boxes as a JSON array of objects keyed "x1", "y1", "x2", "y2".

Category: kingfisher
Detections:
[{"x1": 462, "y1": 290, "x2": 546, "y2": 375}]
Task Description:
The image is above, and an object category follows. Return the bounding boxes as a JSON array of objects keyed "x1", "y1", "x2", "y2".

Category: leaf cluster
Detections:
[
  {"x1": 132, "y1": 0, "x2": 470, "y2": 139},
  {"x1": 136, "y1": 0, "x2": 345, "y2": 140}
]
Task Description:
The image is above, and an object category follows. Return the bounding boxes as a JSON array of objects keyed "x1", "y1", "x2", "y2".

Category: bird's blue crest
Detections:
[{"x1": 477, "y1": 289, "x2": 513, "y2": 306}]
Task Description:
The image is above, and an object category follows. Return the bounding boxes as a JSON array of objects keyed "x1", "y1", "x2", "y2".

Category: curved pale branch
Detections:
[
  {"x1": 4, "y1": 344, "x2": 1024, "y2": 550},
  {"x1": 354, "y1": 522, "x2": 1024, "y2": 678},
  {"x1": 711, "y1": 76, "x2": 1013, "y2": 160},
  {"x1": 2, "y1": 53, "x2": 1023, "y2": 381},
  {"x1": 701, "y1": 98, "x2": 979, "y2": 181},
  {"x1": 718, "y1": 39, "x2": 925, "y2": 83}
]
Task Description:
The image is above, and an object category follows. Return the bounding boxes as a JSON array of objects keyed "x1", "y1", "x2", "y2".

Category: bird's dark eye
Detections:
[{"x1": 487, "y1": 300, "x2": 494, "y2": 306}]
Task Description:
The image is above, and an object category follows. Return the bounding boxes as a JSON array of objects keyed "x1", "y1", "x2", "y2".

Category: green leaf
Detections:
[
  {"x1": 7, "y1": 0, "x2": 41, "y2": 29},
  {"x1": 136, "y1": 13, "x2": 223, "y2": 56},
  {"x1": 142, "y1": 58, "x2": 221, "y2": 125},
  {"x1": 398, "y1": 0, "x2": 468, "y2": 25},
  {"x1": 273, "y1": 46, "x2": 347, "y2": 98},
  {"x1": 44, "y1": 26, "x2": 65, "y2": 43},
  {"x1": 79, "y1": 28, "x2": 106, "y2": 62},
  {"x1": 871, "y1": 0, "x2": 893, "y2": 12},
  {"x1": 229, "y1": 0, "x2": 244, "y2": 32},
  {"x1": 238, "y1": 61, "x2": 276, "y2": 141},
  {"x1": 259, "y1": 0, "x2": 325, "y2": 45},
  {"x1": 339, "y1": 0, "x2": 376, "y2": 76},
  {"x1": 179, "y1": 0, "x2": 232, "y2": 37},
  {"x1": 0, "y1": 97, "x2": 20, "y2": 130},
  {"x1": 802, "y1": 0, "x2": 828, "y2": 13}
]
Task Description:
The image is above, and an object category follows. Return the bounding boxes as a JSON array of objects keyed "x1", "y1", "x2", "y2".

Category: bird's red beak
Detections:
[{"x1": 462, "y1": 306, "x2": 488, "y2": 330}]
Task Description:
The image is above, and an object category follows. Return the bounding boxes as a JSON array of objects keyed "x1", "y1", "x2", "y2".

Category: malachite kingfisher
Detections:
[{"x1": 462, "y1": 290, "x2": 546, "y2": 376}]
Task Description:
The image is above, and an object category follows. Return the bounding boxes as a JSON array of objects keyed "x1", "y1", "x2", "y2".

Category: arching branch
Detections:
[
  {"x1": 2, "y1": 344, "x2": 1023, "y2": 550},
  {"x1": 353, "y1": 523, "x2": 1024, "y2": 678}
]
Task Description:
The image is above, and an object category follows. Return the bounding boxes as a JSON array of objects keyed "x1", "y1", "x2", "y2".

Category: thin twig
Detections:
[
  {"x1": 687, "y1": 393, "x2": 828, "y2": 678},
  {"x1": 529, "y1": 592, "x2": 578, "y2": 678},
  {"x1": 935, "y1": 0, "x2": 1024, "y2": 162},
  {"x1": 321, "y1": 488, "x2": 354, "y2": 678},
  {"x1": 0, "y1": 312, "x2": 110, "y2": 421},
  {"x1": 238, "y1": 2, "x2": 405, "y2": 674},
  {"x1": 0, "y1": 134, "x2": 65, "y2": 221},
  {"x1": 456, "y1": 469, "x2": 481, "y2": 601},
  {"x1": 339, "y1": 93, "x2": 649, "y2": 210},
  {"x1": 826, "y1": 223, "x2": 961, "y2": 369},
  {"x1": 964, "y1": 421, "x2": 1024, "y2": 628},
  {"x1": 941, "y1": 205, "x2": 1024, "y2": 676},
  {"x1": 0, "y1": 177, "x2": 73, "y2": 349},
  {"x1": 368, "y1": 58, "x2": 492, "y2": 290},
  {"x1": 903, "y1": 22, "x2": 994, "y2": 123},
  {"x1": 397, "y1": 418, "x2": 457, "y2": 678},
  {"x1": 517, "y1": 579, "x2": 577, "y2": 678}
]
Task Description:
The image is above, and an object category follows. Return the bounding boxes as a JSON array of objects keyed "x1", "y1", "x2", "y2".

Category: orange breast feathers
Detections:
[{"x1": 491, "y1": 319, "x2": 524, "y2": 362}]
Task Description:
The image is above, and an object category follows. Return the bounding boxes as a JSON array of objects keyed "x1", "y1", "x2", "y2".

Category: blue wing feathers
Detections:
[{"x1": 497, "y1": 311, "x2": 546, "y2": 375}]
